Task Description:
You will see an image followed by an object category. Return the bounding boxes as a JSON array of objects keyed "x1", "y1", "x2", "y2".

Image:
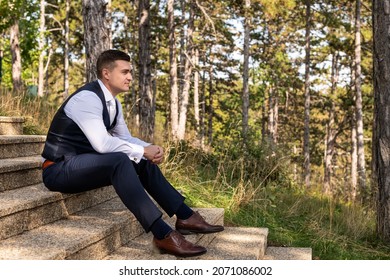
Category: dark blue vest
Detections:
[{"x1": 42, "y1": 81, "x2": 119, "y2": 162}]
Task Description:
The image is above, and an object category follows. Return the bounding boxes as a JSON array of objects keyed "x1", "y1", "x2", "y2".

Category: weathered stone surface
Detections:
[
  {"x1": 62, "y1": 186, "x2": 117, "y2": 215},
  {"x1": 0, "y1": 156, "x2": 42, "y2": 191},
  {"x1": 191, "y1": 227, "x2": 268, "y2": 260},
  {"x1": 0, "y1": 184, "x2": 118, "y2": 240},
  {"x1": 0, "y1": 117, "x2": 24, "y2": 135},
  {"x1": 0, "y1": 197, "x2": 137, "y2": 260},
  {"x1": 0, "y1": 135, "x2": 46, "y2": 159},
  {"x1": 264, "y1": 247, "x2": 312, "y2": 260}
]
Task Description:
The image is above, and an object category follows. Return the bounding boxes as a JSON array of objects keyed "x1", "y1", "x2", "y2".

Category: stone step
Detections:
[
  {"x1": 0, "y1": 117, "x2": 24, "y2": 135},
  {"x1": 195, "y1": 227, "x2": 268, "y2": 260},
  {"x1": 0, "y1": 155, "x2": 42, "y2": 192},
  {"x1": 0, "y1": 203, "x2": 222, "y2": 260},
  {"x1": 0, "y1": 197, "x2": 139, "y2": 260},
  {"x1": 263, "y1": 246, "x2": 312, "y2": 260},
  {"x1": 106, "y1": 226, "x2": 267, "y2": 260},
  {"x1": 104, "y1": 208, "x2": 225, "y2": 260},
  {"x1": 0, "y1": 135, "x2": 46, "y2": 159},
  {"x1": 0, "y1": 183, "x2": 117, "y2": 240}
]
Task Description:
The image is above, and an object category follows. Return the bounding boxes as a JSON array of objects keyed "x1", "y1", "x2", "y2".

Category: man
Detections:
[{"x1": 41, "y1": 49, "x2": 223, "y2": 258}]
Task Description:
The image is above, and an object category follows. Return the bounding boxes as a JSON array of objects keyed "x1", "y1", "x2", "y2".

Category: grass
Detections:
[
  {"x1": 162, "y1": 142, "x2": 390, "y2": 260},
  {"x1": 0, "y1": 87, "x2": 58, "y2": 135},
  {"x1": 2, "y1": 87, "x2": 390, "y2": 260}
]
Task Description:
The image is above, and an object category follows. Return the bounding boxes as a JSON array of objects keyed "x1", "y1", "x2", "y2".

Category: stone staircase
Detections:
[{"x1": 0, "y1": 116, "x2": 312, "y2": 260}]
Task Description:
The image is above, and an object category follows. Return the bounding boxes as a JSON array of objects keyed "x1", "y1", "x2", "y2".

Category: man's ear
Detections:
[{"x1": 102, "y1": 68, "x2": 110, "y2": 80}]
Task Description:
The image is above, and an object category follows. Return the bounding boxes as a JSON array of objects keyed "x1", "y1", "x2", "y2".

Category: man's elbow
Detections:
[{"x1": 92, "y1": 139, "x2": 111, "y2": 154}]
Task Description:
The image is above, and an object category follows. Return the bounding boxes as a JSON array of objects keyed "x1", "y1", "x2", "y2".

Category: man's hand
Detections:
[{"x1": 144, "y1": 145, "x2": 165, "y2": 164}]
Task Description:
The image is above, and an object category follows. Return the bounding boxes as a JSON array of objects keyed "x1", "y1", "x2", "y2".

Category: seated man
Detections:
[{"x1": 41, "y1": 49, "x2": 223, "y2": 258}]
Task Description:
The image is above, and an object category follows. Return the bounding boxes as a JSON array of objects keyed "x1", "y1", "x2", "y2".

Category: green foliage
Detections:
[{"x1": 162, "y1": 142, "x2": 390, "y2": 259}]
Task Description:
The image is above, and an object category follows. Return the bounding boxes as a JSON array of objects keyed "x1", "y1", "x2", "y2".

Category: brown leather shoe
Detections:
[
  {"x1": 176, "y1": 211, "x2": 224, "y2": 235},
  {"x1": 153, "y1": 230, "x2": 207, "y2": 257}
]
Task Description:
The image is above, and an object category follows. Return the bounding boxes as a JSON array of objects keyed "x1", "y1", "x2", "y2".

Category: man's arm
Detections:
[
  {"x1": 110, "y1": 100, "x2": 165, "y2": 164},
  {"x1": 64, "y1": 90, "x2": 145, "y2": 163}
]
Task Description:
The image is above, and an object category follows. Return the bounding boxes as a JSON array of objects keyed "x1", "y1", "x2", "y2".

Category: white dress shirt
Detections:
[{"x1": 63, "y1": 79, "x2": 149, "y2": 163}]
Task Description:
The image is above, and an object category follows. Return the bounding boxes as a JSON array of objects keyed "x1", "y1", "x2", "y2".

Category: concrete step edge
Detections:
[
  {"x1": 0, "y1": 156, "x2": 42, "y2": 174},
  {"x1": 263, "y1": 246, "x2": 312, "y2": 260},
  {"x1": 0, "y1": 117, "x2": 25, "y2": 136},
  {"x1": 0, "y1": 156, "x2": 43, "y2": 192},
  {"x1": 194, "y1": 227, "x2": 268, "y2": 260},
  {"x1": 0, "y1": 135, "x2": 46, "y2": 144},
  {"x1": 0, "y1": 184, "x2": 117, "y2": 240},
  {"x1": 0, "y1": 136, "x2": 46, "y2": 159}
]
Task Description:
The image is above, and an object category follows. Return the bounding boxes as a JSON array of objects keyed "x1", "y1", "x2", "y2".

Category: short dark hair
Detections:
[{"x1": 96, "y1": 50, "x2": 130, "y2": 79}]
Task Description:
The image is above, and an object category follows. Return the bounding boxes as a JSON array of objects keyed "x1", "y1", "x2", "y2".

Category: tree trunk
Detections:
[
  {"x1": 355, "y1": 0, "x2": 366, "y2": 199},
  {"x1": 373, "y1": 0, "x2": 390, "y2": 241},
  {"x1": 10, "y1": 21, "x2": 22, "y2": 92},
  {"x1": 194, "y1": 47, "x2": 200, "y2": 139},
  {"x1": 323, "y1": 53, "x2": 339, "y2": 195},
  {"x1": 208, "y1": 63, "x2": 213, "y2": 145},
  {"x1": 38, "y1": 0, "x2": 45, "y2": 97},
  {"x1": 0, "y1": 50, "x2": 3, "y2": 85},
  {"x1": 178, "y1": 0, "x2": 186, "y2": 100},
  {"x1": 138, "y1": 0, "x2": 154, "y2": 142},
  {"x1": 82, "y1": 0, "x2": 111, "y2": 82},
  {"x1": 351, "y1": 111, "x2": 358, "y2": 200},
  {"x1": 64, "y1": 0, "x2": 70, "y2": 99},
  {"x1": 200, "y1": 65, "x2": 206, "y2": 148},
  {"x1": 261, "y1": 81, "x2": 267, "y2": 143},
  {"x1": 177, "y1": 0, "x2": 194, "y2": 140},
  {"x1": 303, "y1": 0, "x2": 311, "y2": 188},
  {"x1": 168, "y1": 0, "x2": 179, "y2": 140},
  {"x1": 268, "y1": 86, "x2": 279, "y2": 144},
  {"x1": 242, "y1": 0, "x2": 251, "y2": 147}
]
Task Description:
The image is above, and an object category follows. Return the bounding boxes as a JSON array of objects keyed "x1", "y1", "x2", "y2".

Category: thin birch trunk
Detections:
[
  {"x1": 194, "y1": 48, "x2": 200, "y2": 137},
  {"x1": 242, "y1": 0, "x2": 251, "y2": 147},
  {"x1": 208, "y1": 62, "x2": 213, "y2": 145},
  {"x1": 323, "y1": 53, "x2": 339, "y2": 195},
  {"x1": 64, "y1": 0, "x2": 70, "y2": 99},
  {"x1": 268, "y1": 86, "x2": 279, "y2": 144},
  {"x1": 351, "y1": 111, "x2": 358, "y2": 200},
  {"x1": 168, "y1": 0, "x2": 179, "y2": 140},
  {"x1": 177, "y1": 0, "x2": 194, "y2": 140},
  {"x1": 200, "y1": 65, "x2": 206, "y2": 148},
  {"x1": 303, "y1": 0, "x2": 311, "y2": 188},
  {"x1": 355, "y1": 0, "x2": 366, "y2": 199},
  {"x1": 38, "y1": 0, "x2": 45, "y2": 97},
  {"x1": 10, "y1": 21, "x2": 22, "y2": 92}
]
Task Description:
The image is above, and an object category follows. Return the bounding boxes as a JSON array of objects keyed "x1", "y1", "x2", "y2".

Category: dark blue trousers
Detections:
[{"x1": 42, "y1": 152, "x2": 185, "y2": 232}]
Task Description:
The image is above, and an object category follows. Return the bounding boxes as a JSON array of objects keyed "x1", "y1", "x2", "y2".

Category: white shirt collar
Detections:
[{"x1": 98, "y1": 79, "x2": 115, "y2": 103}]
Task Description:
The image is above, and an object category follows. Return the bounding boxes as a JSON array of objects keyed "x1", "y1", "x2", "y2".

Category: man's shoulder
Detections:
[{"x1": 65, "y1": 90, "x2": 102, "y2": 111}]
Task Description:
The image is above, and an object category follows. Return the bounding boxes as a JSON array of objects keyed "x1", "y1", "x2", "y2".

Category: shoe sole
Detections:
[
  {"x1": 177, "y1": 228, "x2": 224, "y2": 235},
  {"x1": 153, "y1": 245, "x2": 207, "y2": 258}
]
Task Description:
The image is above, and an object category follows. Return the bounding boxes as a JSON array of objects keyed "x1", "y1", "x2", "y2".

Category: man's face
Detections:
[{"x1": 103, "y1": 60, "x2": 132, "y2": 95}]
